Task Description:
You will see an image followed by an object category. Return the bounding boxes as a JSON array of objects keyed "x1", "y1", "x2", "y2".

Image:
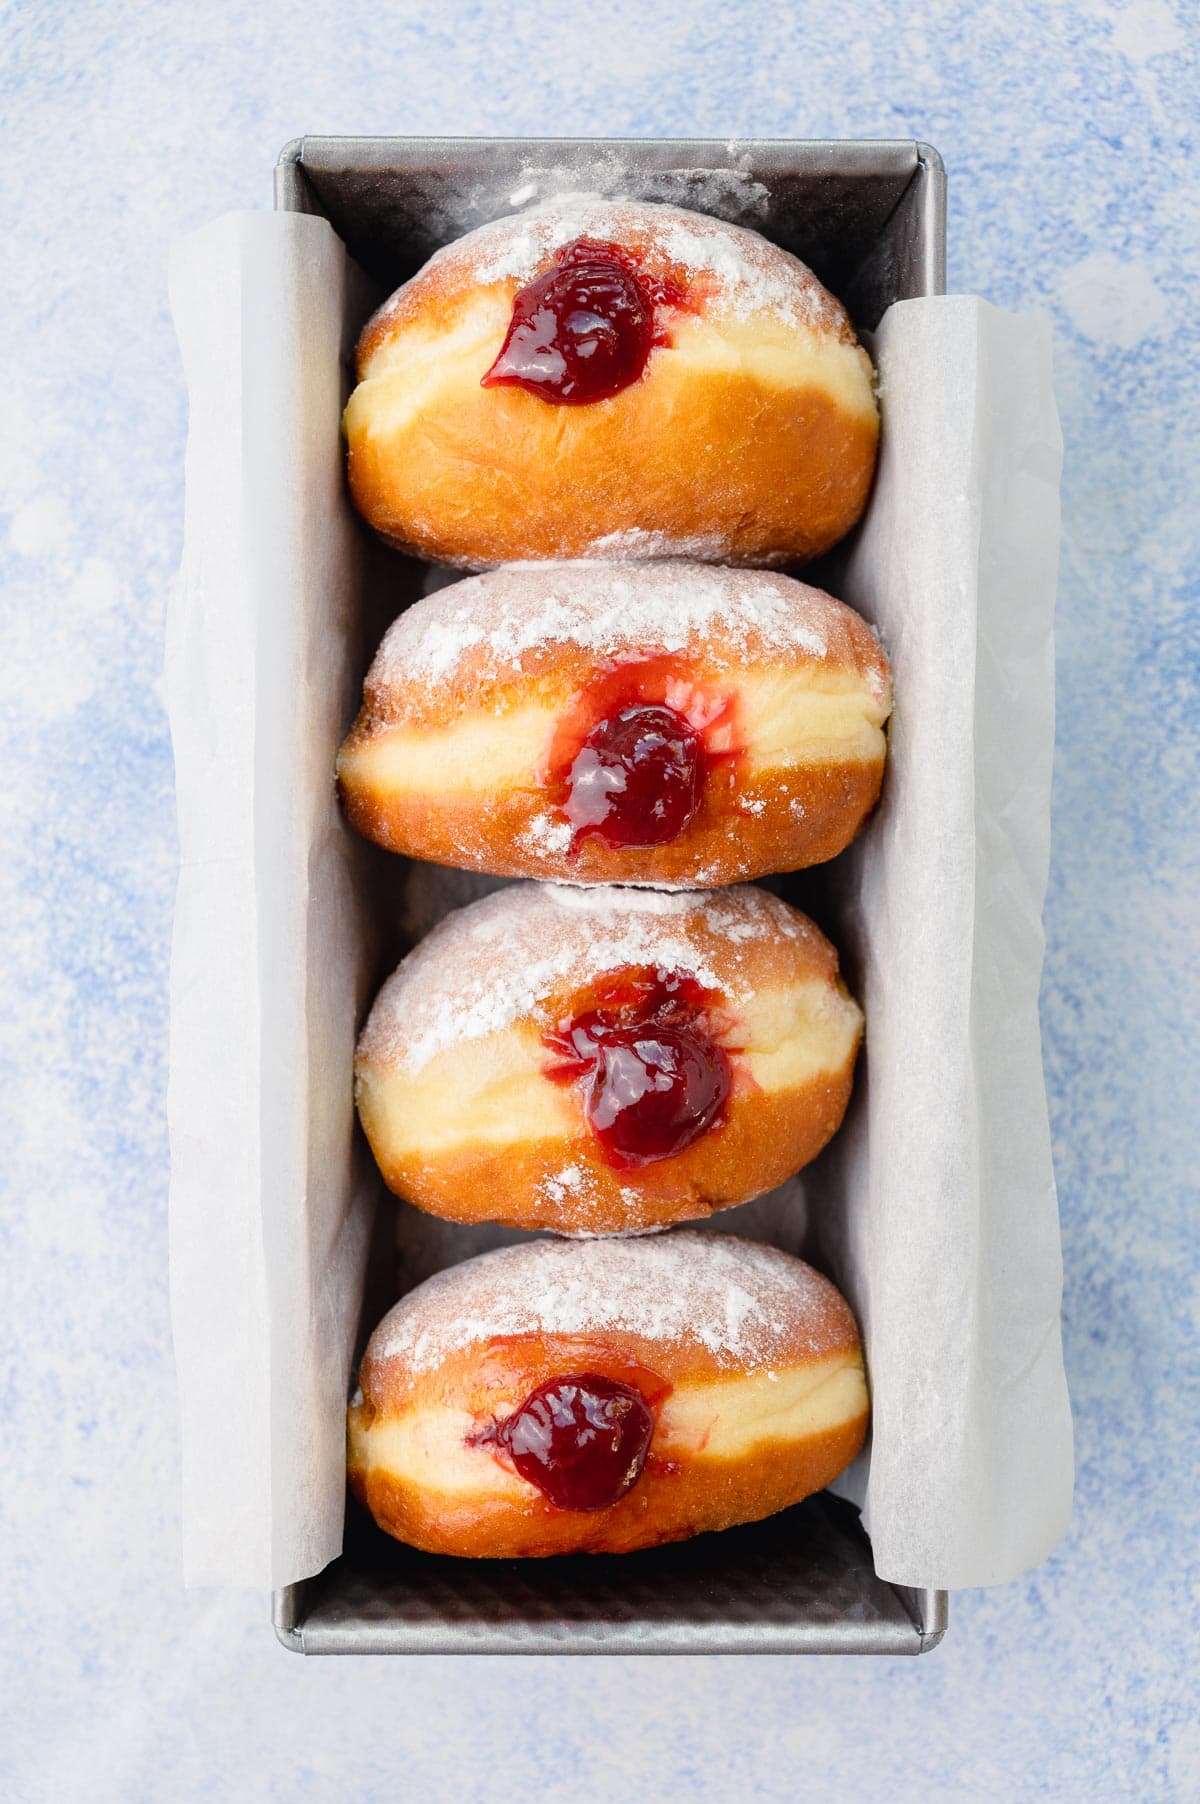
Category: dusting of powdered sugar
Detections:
[
  {"x1": 542, "y1": 883, "x2": 697, "y2": 916},
  {"x1": 455, "y1": 194, "x2": 845, "y2": 334},
  {"x1": 531, "y1": 1161, "x2": 660, "y2": 1234},
  {"x1": 364, "y1": 1232, "x2": 855, "y2": 1376},
  {"x1": 357, "y1": 881, "x2": 814, "y2": 1076},
  {"x1": 369, "y1": 561, "x2": 854, "y2": 692},
  {"x1": 540, "y1": 1162, "x2": 585, "y2": 1204},
  {"x1": 518, "y1": 813, "x2": 573, "y2": 856},
  {"x1": 582, "y1": 528, "x2": 739, "y2": 563}
]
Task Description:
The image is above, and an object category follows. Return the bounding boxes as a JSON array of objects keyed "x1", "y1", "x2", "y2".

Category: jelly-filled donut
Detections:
[
  {"x1": 343, "y1": 197, "x2": 878, "y2": 569},
  {"x1": 354, "y1": 883, "x2": 862, "y2": 1234},
  {"x1": 347, "y1": 1233, "x2": 870, "y2": 1558},
  {"x1": 337, "y1": 562, "x2": 892, "y2": 887}
]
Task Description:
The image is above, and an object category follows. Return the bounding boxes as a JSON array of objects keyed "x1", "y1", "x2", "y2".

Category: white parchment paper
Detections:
[
  {"x1": 168, "y1": 213, "x2": 380, "y2": 1587},
  {"x1": 820, "y1": 298, "x2": 1074, "y2": 1586},
  {"x1": 167, "y1": 212, "x2": 1072, "y2": 1592}
]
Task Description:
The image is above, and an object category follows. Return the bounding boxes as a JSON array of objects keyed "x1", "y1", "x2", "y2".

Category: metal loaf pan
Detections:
[{"x1": 272, "y1": 136, "x2": 948, "y2": 1656}]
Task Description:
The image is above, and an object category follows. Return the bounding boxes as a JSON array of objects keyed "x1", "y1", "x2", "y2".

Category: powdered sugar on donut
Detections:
[
  {"x1": 461, "y1": 195, "x2": 847, "y2": 334},
  {"x1": 533, "y1": 1162, "x2": 664, "y2": 1237},
  {"x1": 582, "y1": 528, "x2": 740, "y2": 564},
  {"x1": 358, "y1": 195, "x2": 854, "y2": 357},
  {"x1": 368, "y1": 561, "x2": 885, "y2": 694},
  {"x1": 517, "y1": 813, "x2": 573, "y2": 857},
  {"x1": 357, "y1": 881, "x2": 817, "y2": 1076},
  {"x1": 365, "y1": 1232, "x2": 856, "y2": 1375}
]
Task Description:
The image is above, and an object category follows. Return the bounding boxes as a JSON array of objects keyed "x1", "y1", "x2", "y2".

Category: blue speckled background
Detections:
[{"x1": 2, "y1": 3, "x2": 1197, "y2": 1799}]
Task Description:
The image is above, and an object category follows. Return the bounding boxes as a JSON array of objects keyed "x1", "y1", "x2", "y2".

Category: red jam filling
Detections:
[
  {"x1": 474, "y1": 1373, "x2": 654, "y2": 1511},
  {"x1": 543, "y1": 968, "x2": 733, "y2": 1167},
  {"x1": 544, "y1": 657, "x2": 742, "y2": 854},
  {"x1": 481, "y1": 236, "x2": 686, "y2": 404},
  {"x1": 565, "y1": 703, "x2": 703, "y2": 847}
]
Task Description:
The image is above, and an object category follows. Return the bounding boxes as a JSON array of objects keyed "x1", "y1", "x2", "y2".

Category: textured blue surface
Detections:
[{"x1": 2, "y1": 2, "x2": 1198, "y2": 1799}]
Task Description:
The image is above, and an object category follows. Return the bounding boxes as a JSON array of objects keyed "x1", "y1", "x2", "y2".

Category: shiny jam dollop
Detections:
[
  {"x1": 477, "y1": 1373, "x2": 654, "y2": 1511},
  {"x1": 543, "y1": 968, "x2": 732, "y2": 1167},
  {"x1": 481, "y1": 237, "x2": 683, "y2": 404},
  {"x1": 565, "y1": 702, "x2": 704, "y2": 848},
  {"x1": 545, "y1": 657, "x2": 741, "y2": 855}
]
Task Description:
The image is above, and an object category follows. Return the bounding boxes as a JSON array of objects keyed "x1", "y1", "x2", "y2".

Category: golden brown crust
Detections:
[
  {"x1": 346, "y1": 385, "x2": 877, "y2": 570},
  {"x1": 347, "y1": 1236, "x2": 869, "y2": 1557},
  {"x1": 349, "y1": 1411, "x2": 867, "y2": 1558},
  {"x1": 343, "y1": 200, "x2": 878, "y2": 569},
  {"x1": 365, "y1": 1065, "x2": 857, "y2": 1235},
  {"x1": 340, "y1": 755, "x2": 885, "y2": 888}
]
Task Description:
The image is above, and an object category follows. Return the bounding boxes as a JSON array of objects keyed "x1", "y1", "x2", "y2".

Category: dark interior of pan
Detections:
[{"x1": 272, "y1": 137, "x2": 948, "y2": 1656}]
